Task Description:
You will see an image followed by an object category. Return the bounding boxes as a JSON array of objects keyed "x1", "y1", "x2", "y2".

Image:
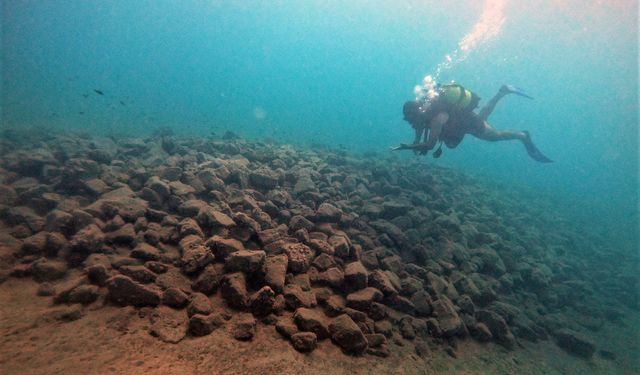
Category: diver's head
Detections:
[{"x1": 403, "y1": 100, "x2": 427, "y2": 125}]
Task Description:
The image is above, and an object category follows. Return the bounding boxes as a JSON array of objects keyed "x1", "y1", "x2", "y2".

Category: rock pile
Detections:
[{"x1": 0, "y1": 129, "x2": 635, "y2": 359}]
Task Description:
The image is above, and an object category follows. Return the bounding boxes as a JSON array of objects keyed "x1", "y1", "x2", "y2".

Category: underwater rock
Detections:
[
  {"x1": 249, "y1": 168, "x2": 280, "y2": 190},
  {"x1": 316, "y1": 267, "x2": 344, "y2": 289},
  {"x1": 233, "y1": 314, "x2": 257, "y2": 341},
  {"x1": 119, "y1": 265, "x2": 157, "y2": 284},
  {"x1": 65, "y1": 284, "x2": 100, "y2": 304},
  {"x1": 328, "y1": 235, "x2": 350, "y2": 259},
  {"x1": 196, "y1": 207, "x2": 235, "y2": 229},
  {"x1": 307, "y1": 238, "x2": 335, "y2": 256},
  {"x1": 276, "y1": 319, "x2": 299, "y2": 339},
  {"x1": 86, "y1": 264, "x2": 110, "y2": 286},
  {"x1": 329, "y1": 314, "x2": 368, "y2": 355},
  {"x1": 205, "y1": 235, "x2": 245, "y2": 261},
  {"x1": 432, "y1": 296, "x2": 463, "y2": 337},
  {"x1": 289, "y1": 215, "x2": 314, "y2": 232},
  {"x1": 221, "y1": 272, "x2": 249, "y2": 309},
  {"x1": 368, "y1": 269, "x2": 398, "y2": 297},
  {"x1": 553, "y1": 329, "x2": 596, "y2": 359},
  {"x1": 284, "y1": 284, "x2": 317, "y2": 310},
  {"x1": 476, "y1": 309, "x2": 516, "y2": 349},
  {"x1": 374, "y1": 320, "x2": 393, "y2": 338},
  {"x1": 315, "y1": 203, "x2": 342, "y2": 222},
  {"x1": 162, "y1": 287, "x2": 189, "y2": 308},
  {"x1": 290, "y1": 332, "x2": 317, "y2": 353},
  {"x1": 346, "y1": 287, "x2": 383, "y2": 312},
  {"x1": 70, "y1": 224, "x2": 105, "y2": 254},
  {"x1": 149, "y1": 306, "x2": 188, "y2": 343},
  {"x1": 250, "y1": 286, "x2": 276, "y2": 316},
  {"x1": 179, "y1": 218, "x2": 204, "y2": 239},
  {"x1": 180, "y1": 238, "x2": 214, "y2": 275},
  {"x1": 325, "y1": 294, "x2": 347, "y2": 317},
  {"x1": 105, "y1": 223, "x2": 136, "y2": 245},
  {"x1": 263, "y1": 254, "x2": 288, "y2": 293},
  {"x1": 225, "y1": 250, "x2": 266, "y2": 274},
  {"x1": 191, "y1": 264, "x2": 220, "y2": 295},
  {"x1": 106, "y1": 275, "x2": 161, "y2": 307},
  {"x1": 187, "y1": 293, "x2": 213, "y2": 317},
  {"x1": 311, "y1": 253, "x2": 337, "y2": 271},
  {"x1": 45, "y1": 210, "x2": 74, "y2": 235},
  {"x1": 189, "y1": 313, "x2": 225, "y2": 337},
  {"x1": 410, "y1": 290, "x2": 433, "y2": 317},
  {"x1": 281, "y1": 242, "x2": 315, "y2": 274},
  {"x1": 30, "y1": 258, "x2": 68, "y2": 282},
  {"x1": 293, "y1": 307, "x2": 330, "y2": 339},
  {"x1": 344, "y1": 261, "x2": 368, "y2": 292},
  {"x1": 131, "y1": 243, "x2": 161, "y2": 261}
]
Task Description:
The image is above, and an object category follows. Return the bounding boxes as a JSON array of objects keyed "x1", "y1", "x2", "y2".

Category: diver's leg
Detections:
[
  {"x1": 478, "y1": 85, "x2": 534, "y2": 121},
  {"x1": 474, "y1": 122, "x2": 526, "y2": 141},
  {"x1": 473, "y1": 122, "x2": 553, "y2": 162},
  {"x1": 477, "y1": 89, "x2": 508, "y2": 121}
]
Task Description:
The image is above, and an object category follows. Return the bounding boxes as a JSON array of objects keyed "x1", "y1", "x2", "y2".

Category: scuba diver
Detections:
[{"x1": 393, "y1": 78, "x2": 553, "y2": 163}]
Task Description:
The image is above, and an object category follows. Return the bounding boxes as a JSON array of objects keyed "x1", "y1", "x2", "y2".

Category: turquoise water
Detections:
[{"x1": 2, "y1": 1, "x2": 637, "y2": 246}]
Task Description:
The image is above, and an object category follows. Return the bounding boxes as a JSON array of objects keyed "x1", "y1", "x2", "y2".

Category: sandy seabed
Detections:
[{"x1": 0, "y1": 129, "x2": 637, "y2": 374}]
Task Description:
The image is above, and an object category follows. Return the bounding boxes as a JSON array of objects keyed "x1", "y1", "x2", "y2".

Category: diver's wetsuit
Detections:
[{"x1": 424, "y1": 92, "x2": 493, "y2": 149}]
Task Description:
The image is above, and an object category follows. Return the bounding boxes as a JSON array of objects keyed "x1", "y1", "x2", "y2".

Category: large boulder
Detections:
[
  {"x1": 476, "y1": 309, "x2": 516, "y2": 349},
  {"x1": 290, "y1": 332, "x2": 317, "y2": 353},
  {"x1": 196, "y1": 207, "x2": 235, "y2": 229},
  {"x1": 205, "y1": 235, "x2": 244, "y2": 260},
  {"x1": 316, "y1": 203, "x2": 342, "y2": 222},
  {"x1": 31, "y1": 259, "x2": 68, "y2": 282},
  {"x1": 221, "y1": 272, "x2": 249, "y2": 309},
  {"x1": 233, "y1": 314, "x2": 257, "y2": 341},
  {"x1": 149, "y1": 306, "x2": 188, "y2": 343},
  {"x1": 263, "y1": 255, "x2": 288, "y2": 293},
  {"x1": 346, "y1": 287, "x2": 383, "y2": 312},
  {"x1": 329, "y1": 314, "x2": 368, "y2": 355},
  {"x1": 432, "y1": 296, "x2": 463, "y2": 337},
  {"x1": 70, "y1": 224, "x2": 105, "y2": 254},
  {"x1": 131, "y1": 243, "x2": 161, "y2": 261},
  {"x1": 189, "y1": 313, "x2": 225, "y2": 337},
  {"x1": 225, "y1": 250, "x2": 266, "y2": 273},
  {"x1": 187, "y1": 293, "x2": 213, "y2": 316},
  {"x1": 368, "y1": 270, "x2": 398, "y2": 297},
  {"x1": 282, "y1": 243, "x2": 315, "y2": 273},
  {"x1": 250, "y1": 286, "x2": 276, "y2": 316},
  {"x1": 553, "y1": 329, "x2": 596, "y2": 358},
  {"x1": 249, "y1": 168, "x2": 280, "y2": 190},
  {"x1": 106, "y1": 275, "x2": 161, "y2": 307},
  {"x1": 284, "y1": 284, "x2": 317, "y2": 310},
  {"x1": 293, "y1": 307, "x2": 330, "y2": 339},
  {"x1": 344, "y1": 261, "x2": 368, "y2": 291},
  {"x1": 180, "y1": 235, "x2": 214, "y2": 275},
  {"x1": 119, "y1": 265, "x2": 157, "y2": 284},
  {"x1": 191, "y1": 264, "x2": 221, "y2": 295}
]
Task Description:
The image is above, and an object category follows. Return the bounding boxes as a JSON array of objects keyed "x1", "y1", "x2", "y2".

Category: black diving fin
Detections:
[
  {"x1": 501, "y1": 84, "x2": 534, "y2": 100},
  {"x1": 522, "y1": 131, "x2": 553, "y2": 163}
]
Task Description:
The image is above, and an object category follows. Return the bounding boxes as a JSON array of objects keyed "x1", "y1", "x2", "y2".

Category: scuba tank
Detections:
[{"x1": 439, "y1": 84, "x2": 480, "y2": 112}]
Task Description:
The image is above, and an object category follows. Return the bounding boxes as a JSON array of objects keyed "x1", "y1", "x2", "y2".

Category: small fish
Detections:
[
  {"x1": 120, "y1": 100, "x2": 126, "y2": 106},
  {"x1": 82, "y1": 93, "x2": 88, "y2": 98},
  {"x1": 94, "y1": 89, "x2": 104, "y2": 95},
  {"x1": 78, "y1": 111, "x2": 84, "y2": 115}
]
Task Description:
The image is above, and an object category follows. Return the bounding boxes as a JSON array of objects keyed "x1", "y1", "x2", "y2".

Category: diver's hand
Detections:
[{"x1": 412, "y1": 143, "x2": 429, "y2": 156}]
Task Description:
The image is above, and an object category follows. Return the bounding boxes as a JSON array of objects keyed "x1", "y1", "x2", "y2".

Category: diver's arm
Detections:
[
  {"x1": 412, "y1": 127, "x2": 424, "y2": 144},
  {"x1": 425, "y1": 112, "x2": 448, "y2": 150}
]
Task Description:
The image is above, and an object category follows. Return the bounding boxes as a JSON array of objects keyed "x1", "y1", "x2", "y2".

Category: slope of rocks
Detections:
[{"x1": 0, "y1": 129, "x2": 636, "y2": 360}]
